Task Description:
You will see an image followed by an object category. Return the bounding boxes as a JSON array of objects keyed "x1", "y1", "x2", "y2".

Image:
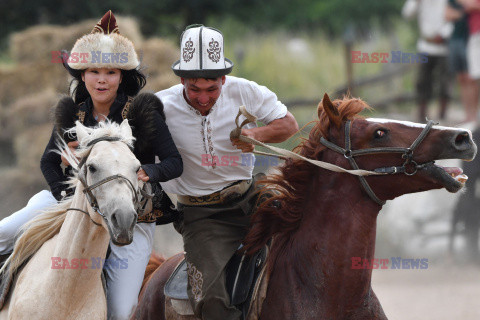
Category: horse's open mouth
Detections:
[{"x1": 422, "y1": 162, "x2": 468, "y2": 192}]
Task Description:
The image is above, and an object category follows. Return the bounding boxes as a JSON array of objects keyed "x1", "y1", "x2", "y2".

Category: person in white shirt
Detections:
[
  {"x1": 156, "y1": 25, "x2": 298, "y2": 320},
  {"x1": 402, "y1": 0, "x2": 454, "y2": 121}
]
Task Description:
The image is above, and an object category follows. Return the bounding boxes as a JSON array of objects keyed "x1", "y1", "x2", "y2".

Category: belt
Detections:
[
  {"x1": 423, "y1": 36, "x2": 445, "y2": 45},
  {"x1": 178, "y1": 179, "x2": 253, "y2": 206}
]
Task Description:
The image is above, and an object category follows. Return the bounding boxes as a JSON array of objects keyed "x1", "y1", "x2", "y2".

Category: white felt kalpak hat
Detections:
[
  {"x1": 172, "y1": 25, "x2": 233, "y2": 78},
  {"x1": 67, "y1": 10, "x2": 139, "y2": 70}
]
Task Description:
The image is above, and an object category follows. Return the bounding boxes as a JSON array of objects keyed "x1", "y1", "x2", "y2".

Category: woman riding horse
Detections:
[{"x1": 0, "y1": 11, "x2": 182, "y2": 319}]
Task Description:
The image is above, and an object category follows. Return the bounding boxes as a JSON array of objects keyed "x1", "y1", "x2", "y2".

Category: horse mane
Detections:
[
  {"x1": 243, "y1": 97, "x2": 371, "y2": 258},
  {"x1": 1, "y1": 120, "x2": 135, "y2": 278}
]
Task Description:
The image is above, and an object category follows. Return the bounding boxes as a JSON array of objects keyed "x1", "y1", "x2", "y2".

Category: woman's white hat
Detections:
[
  {"x1": 172, "y1": 25, "x2": 233, "y2": 78},
  {"x1": 67, "y1": 10, "x2": 139, "y2": 70}
]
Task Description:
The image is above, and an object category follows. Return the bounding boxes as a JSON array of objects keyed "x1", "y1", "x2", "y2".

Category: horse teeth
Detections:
[{"x1": 455, "y1": 174, "x2": 468, "y2": 183}]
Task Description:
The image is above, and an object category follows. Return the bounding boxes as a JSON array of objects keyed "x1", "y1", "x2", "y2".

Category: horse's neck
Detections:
[
  {"x1": 50, "y1": 190, "x2": 110, "y2": 287},
  {"x1": 303, "y1": 176, "x2": 379, "y2": 291},
  {"x1": 268, "y1": 173, "x2": 382, "y2": 317}
]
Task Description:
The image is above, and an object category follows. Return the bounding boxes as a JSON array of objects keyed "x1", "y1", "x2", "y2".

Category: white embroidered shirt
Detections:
[{"x1": 156, "y1": 76, "x2": 288, "y2": 196}]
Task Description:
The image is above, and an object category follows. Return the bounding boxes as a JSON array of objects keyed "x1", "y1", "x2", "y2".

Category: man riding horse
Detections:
[{"x1": 155, "y1": 25, "x2": 299, "y2": 320}]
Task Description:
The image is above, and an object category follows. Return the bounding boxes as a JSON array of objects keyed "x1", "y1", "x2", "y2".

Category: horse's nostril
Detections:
[
  {"x1": 111, "y1": 213, "x2": 119, "y2": 228},
  {"x1": 454, "y1": 131, "x2": 470, "y2": 146},
  {"x1": 130, "y1": 213, "x2": 138, "y2": 230}
]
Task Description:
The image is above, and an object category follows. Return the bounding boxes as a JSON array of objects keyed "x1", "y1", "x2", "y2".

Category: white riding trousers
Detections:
[
  {"x1": 0, "y1": 190, "x2": 56, "y2": 254},
  {"x1": 106, "y1": 222, "x2": 155, "y2": 320}
]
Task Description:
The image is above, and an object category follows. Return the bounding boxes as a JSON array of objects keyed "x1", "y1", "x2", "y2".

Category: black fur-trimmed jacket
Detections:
[{"x1": 40, "y1": 92, "x2": 183, "y2": 201}]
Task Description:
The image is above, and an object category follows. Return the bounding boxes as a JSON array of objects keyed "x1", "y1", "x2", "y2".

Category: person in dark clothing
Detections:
[
  {"x1": 402, "y1": 0, "x2": 453, "y2": 121},
  {"x1": 0, "y1": 11, "x2": 182, "y2": 320},
  {"x1": 446, "y1": 0, "x2": 480, "y2": 123},
  {"x1": 450, "y1": 127, "x2": 480, "y2": 262}
]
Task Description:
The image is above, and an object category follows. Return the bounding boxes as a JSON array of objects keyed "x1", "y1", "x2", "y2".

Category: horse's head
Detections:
[
  {"x1": 317, "y1": 93, "x2": 477, "y2": 203},
  {"x1": 243, "y1": 93, "x2": 477, "y2": 257},
  {"x1": 74, "y1": 119, "x2": 141, "y2": 245}
]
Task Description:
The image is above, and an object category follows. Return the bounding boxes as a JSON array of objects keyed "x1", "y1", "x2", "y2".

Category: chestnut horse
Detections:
[{"x1": 132, "y1": 94, "x2": 477, "y2": 320}]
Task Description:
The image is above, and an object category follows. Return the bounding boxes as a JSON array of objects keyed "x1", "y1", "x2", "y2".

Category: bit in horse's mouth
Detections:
[
  {"x1": 425, "y1": 161, "x2": 469, "y2": 192},
  {"x1": 436, "y1": 164, "x2": 468, "y2": 184}
]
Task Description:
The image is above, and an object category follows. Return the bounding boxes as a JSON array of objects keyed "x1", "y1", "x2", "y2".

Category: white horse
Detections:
[{"x1": 0, "y1": 119, "x2": 141, "y2": 319}]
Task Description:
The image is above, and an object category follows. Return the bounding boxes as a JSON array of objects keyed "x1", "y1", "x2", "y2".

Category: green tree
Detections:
[{"x1": 0, "y1": 0, "x2": 403, "y2": 50}]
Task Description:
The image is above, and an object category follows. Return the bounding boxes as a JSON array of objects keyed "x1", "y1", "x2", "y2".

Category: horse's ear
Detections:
[
  {"x1": 75, "y1": 121, "x2": 89, "y2": 143},
  {"x1": 322, "y1": 93, "x2": 342, "y2": 128},
  {"x1": 119, "y1": 119, "x2": 133, "y2": 139}
]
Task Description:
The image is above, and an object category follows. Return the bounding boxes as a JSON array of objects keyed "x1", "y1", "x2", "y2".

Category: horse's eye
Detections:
[
  {"x1": 88, "y1": 165, "x2": 97, "y2": 174},
  {"x1": 374, "y1": 129, "x2": 387, "y2": 139}
]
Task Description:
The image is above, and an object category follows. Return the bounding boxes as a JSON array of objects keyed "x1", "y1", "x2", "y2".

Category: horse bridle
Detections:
[
  {"x1": 68, "y1": 136, "x2": 145, "y2": 225},
  {"x1": 319, "y1": 119, "x2": 437, "y2": 205}
]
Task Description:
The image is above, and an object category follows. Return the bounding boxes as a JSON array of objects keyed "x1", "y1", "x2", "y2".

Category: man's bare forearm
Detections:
[{"x1": 245, "y1": 111, "x2": 299, "y2": 143}]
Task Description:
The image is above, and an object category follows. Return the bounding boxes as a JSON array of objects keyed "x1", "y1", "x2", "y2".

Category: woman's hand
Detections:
[
  {"x1": 137, "y1": 168, "x2": 150, "y2": 182},
  {"x1": 61, "y1": 141, "x2": 79, "y2": 166}
]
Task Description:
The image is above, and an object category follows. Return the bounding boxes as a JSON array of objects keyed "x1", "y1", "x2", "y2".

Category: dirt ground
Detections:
[
  {"x1": 373, "y1": 265, "x2": 480, "y2": 320},
  {"x1": 153, "y1": 224, "x2": 480, "y2": 320}
]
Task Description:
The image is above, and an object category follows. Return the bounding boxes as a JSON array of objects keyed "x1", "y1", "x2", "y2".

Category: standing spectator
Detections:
[
  {"x1": 403, "y1": 0, "x2": 453, "y2": 121},
  {"x1": 459, "y1": 0, "x2": 480, "y2": 80},
  {"x1": 446, "y1": 0, "x2": 480, "y2": 123}
]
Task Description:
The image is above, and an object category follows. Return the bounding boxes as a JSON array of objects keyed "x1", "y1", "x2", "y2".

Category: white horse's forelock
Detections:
[{"x1": 54, "y1": 120, "x2": 136, "y2": 187}]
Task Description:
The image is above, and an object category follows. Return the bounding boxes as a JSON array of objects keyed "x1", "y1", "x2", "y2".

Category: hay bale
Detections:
[
  {"x1": 0, "y1": 62, "x2": 67, "y2": 106},
  {"x1": 10, "y1": 25, "x2": 74, "y2": 65},
  {"x1": 139, "y1": 38, "x2": 180, "y2": 91},
  {"x1": 0, "y1": 167, "x2": 47, "y2": 215},
  {"x1": 140, "y1": 38, "x2": 179, "y2": 77},
  {"x1": 10, "y1": 15, "x2": 143, "y2": 65},
  {"x1": 144, "y1": 73, "x2": 180, "y2": 92},
  {"x1": 3, "y1": 89, "x2": 58, "y2": 141},
  {"x1": 13, "y1": 124, "x2": 52, "y2": 170},
  {"x1": 116, "y1": 16, "x2": 143, "y2": 47}
]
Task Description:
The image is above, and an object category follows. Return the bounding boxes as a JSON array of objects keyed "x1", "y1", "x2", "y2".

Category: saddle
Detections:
[{"x1": 164, "y1": 245, "x2": 269, "y2": 320}]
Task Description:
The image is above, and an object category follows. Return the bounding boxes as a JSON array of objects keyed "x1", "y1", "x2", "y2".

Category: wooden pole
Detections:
[
  {"x1": 345, "y1": 41, "x2": 354, "y2": 96},
  {"x1": 343, "y1": 24, "x2": 355, "y2": 97}
]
